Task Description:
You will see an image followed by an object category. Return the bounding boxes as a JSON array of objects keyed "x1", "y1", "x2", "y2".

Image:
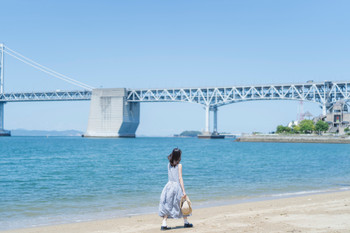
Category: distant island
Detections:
[
  {"x1": 174, "y1": 130, "x2": 202, "y2": 137},
  {"x1": 11, "y1": 129, "x2": 83, "y2": 137},
  {"x1": 174, "y1": 130, "x2": 234, "y2": 138}
]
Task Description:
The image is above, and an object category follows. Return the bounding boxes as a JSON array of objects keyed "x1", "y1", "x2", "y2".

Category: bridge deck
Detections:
[
  {"x1": 0, "y1": 90, "x2": 92, "y2": 102},
  {"x1": 127, "y1": 81, "x2": 350, "y2": 107},
  {"x1": 1, "y1": 81, "x2": 349, "y2": 107}
]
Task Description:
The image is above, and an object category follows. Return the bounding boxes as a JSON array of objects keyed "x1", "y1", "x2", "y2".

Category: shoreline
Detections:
[
  {"x1": 2, "y1": 189, "x2": 350, "y2": 233},
  {"x1": 236, "y1": 134, "x2": 350, "y2": 143},
  {"x1": 2, "y1": 187, "x2": 348, "y2": 231}
]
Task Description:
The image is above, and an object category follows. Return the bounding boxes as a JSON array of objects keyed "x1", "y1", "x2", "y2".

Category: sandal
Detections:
[
  {"x1": 184, "y1": 223, "x2": 193, "y2": 228},
  {"x1": 161, "y1": 226, "x2": 171, "y2": 230}
]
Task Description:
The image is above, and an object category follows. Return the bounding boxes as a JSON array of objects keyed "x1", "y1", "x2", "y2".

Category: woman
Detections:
[{"x1": 158, "y1": 148, "x2": 193, "y2": 230}]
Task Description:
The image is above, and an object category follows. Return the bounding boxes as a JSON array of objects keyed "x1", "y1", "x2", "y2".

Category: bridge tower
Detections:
[{"x1": 0, "y1": 44, "x2": 11, "y2": 136}]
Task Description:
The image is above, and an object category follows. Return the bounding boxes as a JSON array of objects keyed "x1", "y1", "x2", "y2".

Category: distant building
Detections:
[
  {"x1": 303, "y1": 111, "x2": 313, "y2": 120},
  {"x1": 322, "y1": 101, "x2": 350, "y2": 134},
  {"x1": 288, "y1": 101, "x2": 350, "y2": 135},
  {"x1": 288, "y1": 120, "x2": 298, "y2": 128}
]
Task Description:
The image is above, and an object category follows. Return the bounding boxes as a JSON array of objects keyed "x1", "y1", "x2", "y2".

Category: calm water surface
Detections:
[{"x1": 1, "y1": 137, "x2": 350, "y2": 230}]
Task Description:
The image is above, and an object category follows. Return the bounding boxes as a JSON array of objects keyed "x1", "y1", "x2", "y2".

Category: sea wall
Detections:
[{"x1": 236, "y1": 134, "x2": 350, "y2": 144}]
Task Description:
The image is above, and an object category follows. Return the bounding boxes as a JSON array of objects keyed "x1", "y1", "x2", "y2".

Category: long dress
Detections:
[{"x1": 158, "y1": 163, "x2": 187, "y2": 218}]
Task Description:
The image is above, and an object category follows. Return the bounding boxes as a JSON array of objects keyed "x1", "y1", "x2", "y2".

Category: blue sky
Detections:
[{"x1": 1, "y1": 0, "x2": 350, "y2": 135}]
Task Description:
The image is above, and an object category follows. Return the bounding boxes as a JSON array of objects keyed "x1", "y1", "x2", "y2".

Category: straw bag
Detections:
[{"x1": 180, "y1": 196, "x2": 192, "y2": 215}]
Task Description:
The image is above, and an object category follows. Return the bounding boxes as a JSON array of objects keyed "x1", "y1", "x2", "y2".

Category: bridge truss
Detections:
[
  {"x1": 128, "y1": 81, "x2": 350, "y2": 109},
  {"x1": 0, "y1": 90, "x2": 92, "y2": 102},
  {"x1": 128, "y1": 81, "x2": 350, "y2": 133}
]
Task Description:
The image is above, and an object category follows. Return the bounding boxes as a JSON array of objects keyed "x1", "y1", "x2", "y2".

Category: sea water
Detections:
[{"x1": 1, "y1": 137, "x2": 350, "y2": 230}]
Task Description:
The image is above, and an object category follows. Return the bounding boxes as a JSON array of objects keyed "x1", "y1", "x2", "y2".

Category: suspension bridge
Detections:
[{"x1": 1, "y1": 43, "x2": 350, "y2": 137}]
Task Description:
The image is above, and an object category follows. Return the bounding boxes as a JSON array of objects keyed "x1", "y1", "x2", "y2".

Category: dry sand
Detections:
[{"x1": 2, "y1": 191, "x2": 350, "y2": 233}]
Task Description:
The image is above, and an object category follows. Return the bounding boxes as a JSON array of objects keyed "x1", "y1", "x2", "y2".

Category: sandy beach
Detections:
[{"x1": 3, "y1": 190, "x2": 349, "y2": 233}]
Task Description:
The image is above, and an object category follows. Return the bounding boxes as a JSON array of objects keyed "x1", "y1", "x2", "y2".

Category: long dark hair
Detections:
[{"x1": 168, "y1": 148, "x2": 182, "y2": 167}]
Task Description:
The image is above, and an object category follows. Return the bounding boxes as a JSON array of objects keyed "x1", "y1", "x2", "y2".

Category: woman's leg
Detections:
[
  {"x1": 162, "y1": 215, "x2": 168, "y2": 226},
  {"x1": 183, "y1": 216, "x2": 193, "y2": 228},
  {"x1": 183, "y1": 216, "x2": 188, "y2": 224},
  {"x1": 161, "y1": 215, "x2": 171, "y2": 230}
]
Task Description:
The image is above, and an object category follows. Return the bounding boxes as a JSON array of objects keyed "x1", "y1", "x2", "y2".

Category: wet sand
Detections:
[{"x1": 3, "y1": 190, "x2": 350, "y2": 233}]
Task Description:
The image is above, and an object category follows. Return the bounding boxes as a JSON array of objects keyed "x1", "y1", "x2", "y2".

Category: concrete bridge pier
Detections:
[
  {"x1": 213, "y1": 106, "x2": 218, "y2": 133},
  {"x1": 84, "y1": 88, "x2": 140, "y2": 138},
  {"x1": 204, "y1": 105, "x2": 210, "y2": 134},
  {"x1": 198, "y1": 105, "x2": 224, "y2": 139},
  {"x1": 322, "y1": 101, "x2": 333, "y2": 116},
  {"x1": 0, "y1": 103, "x2": 11, "y2": 136}
]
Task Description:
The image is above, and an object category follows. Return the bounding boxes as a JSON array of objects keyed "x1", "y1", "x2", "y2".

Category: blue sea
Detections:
[{"x1": 1, "y1": 137, "x2": 350, "y2": 230}]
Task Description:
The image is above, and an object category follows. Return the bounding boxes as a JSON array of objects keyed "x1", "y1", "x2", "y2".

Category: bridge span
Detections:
[
  {"x1": 1, "y1": 44, "x2": 350, "y2": 137},
  {"x1": 126, "y1": 81, "x2": 350, "y2": 135},
  {"x1": 83, "y1": 81, "x2": 350, "y2": 137},
  {"x1": 2, "y1": 83, "x2": 350, "y2": 138}
]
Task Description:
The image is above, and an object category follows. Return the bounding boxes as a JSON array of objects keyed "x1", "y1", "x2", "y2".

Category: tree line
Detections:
[{"x1": 276, "y1": 119, "x2": 329, "y2": 134}]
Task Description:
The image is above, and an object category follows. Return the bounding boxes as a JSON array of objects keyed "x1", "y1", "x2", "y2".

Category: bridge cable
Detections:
[
  {"x1": 4, "y1": 47, "x2": 94, "y2": 90},
  {"x1": 4, "y1": 46, "x2": 94, "y2": 90},
  {"x1": 4, "y1": 50, "x2": 92, "y2": 90}
]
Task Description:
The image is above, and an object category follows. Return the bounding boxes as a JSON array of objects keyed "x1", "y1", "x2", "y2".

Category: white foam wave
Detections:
[{"x1": 270, "y1": 187, "x2": 349, "y2": 198}]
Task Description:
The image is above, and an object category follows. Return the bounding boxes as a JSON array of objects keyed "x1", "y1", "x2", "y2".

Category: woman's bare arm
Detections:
[{"x1": 178, "y1": 164, "x2": 186, "y2": 197}]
